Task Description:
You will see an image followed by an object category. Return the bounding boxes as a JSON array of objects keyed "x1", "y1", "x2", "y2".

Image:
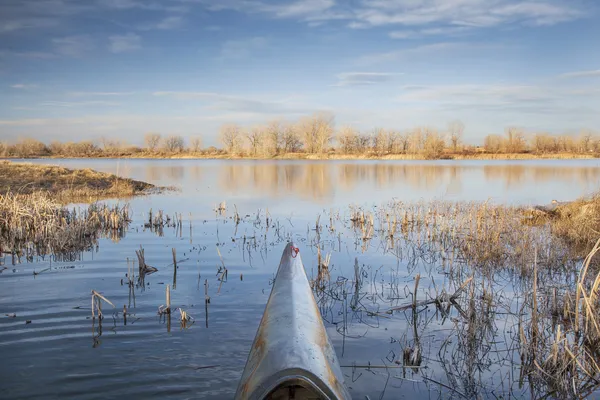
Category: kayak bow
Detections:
[{"x1": 234, "y1": 242, "x2": 351, "y2": 400}]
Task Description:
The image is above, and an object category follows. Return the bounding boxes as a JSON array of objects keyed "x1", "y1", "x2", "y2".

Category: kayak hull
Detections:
[{"x1": 234, "y1": 242, "x2": 351, "y2": 400}]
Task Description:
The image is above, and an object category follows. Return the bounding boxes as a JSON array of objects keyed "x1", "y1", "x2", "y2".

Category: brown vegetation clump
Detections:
[
  {"x1": 523, "y1": 194, "x2": 600, "y2": 253},
  {"x1": 0, "y1": 191, "x2": 130, "y2": 262},
  {"x1": 0, "y1": 161, "x2": 154, "y2": 202}
]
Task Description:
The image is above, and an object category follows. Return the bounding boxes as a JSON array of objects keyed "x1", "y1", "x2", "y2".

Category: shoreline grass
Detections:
[
  {"x1": 0, "y1": 160, "x2": 155, "y2": 203},
  {"x1": 3, "y1": 151, "x2": 596, "y2": 161}
]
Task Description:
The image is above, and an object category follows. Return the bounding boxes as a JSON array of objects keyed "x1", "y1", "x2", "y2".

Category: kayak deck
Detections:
[
  {"x1": 234, "y1": 242, "x2": 351, "y2": 400},
  {"x1": 265, "y1": 379, "x2": 327, "y2": 400}
]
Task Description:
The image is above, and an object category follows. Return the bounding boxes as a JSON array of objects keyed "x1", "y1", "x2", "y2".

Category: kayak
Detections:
[{"x1": 234, "y1": 242, "x2": 352, "y2": 400}]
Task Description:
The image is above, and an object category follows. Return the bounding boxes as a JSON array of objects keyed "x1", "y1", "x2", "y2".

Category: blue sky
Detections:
[{"x1": 1, "y1": 0, "x2": 599, "y2": 146}]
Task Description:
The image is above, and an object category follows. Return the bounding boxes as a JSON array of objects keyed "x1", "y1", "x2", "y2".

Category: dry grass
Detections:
[
  {"x1": 523, "y1": 194, "x2": 600, "y2": 254},
  {"x1": 0, "y1": 161, "x2": 154, "y2": 202},
  {"x1": 0, "y1": 191, "x2": 130, "y2": 262}
]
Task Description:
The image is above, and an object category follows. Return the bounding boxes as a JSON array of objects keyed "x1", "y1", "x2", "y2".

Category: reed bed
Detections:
[
  {"x1": 0, "y1": 191, "x2": 130, "y2": 262},
  {"x1": 0, "y1": 160, "x2": 155, "y2": 203}
]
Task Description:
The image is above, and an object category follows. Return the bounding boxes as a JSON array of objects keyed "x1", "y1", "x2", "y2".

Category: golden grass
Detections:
[
  {"x1": 0, "y1": 191, "x2": 130, "y2": 262},
  {"x1": 18, "y1": 151, "x2": 598, "y2": 161},
  {"x1": 0, "y1": 160, "x2": 154, "y2": 202}
]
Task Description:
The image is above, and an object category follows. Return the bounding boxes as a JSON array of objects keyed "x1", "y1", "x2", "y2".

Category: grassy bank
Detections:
[
  {"x1": 0, "y1": 161, "x2": 158, "y2": 262},
  {"x1": 0, "y1": 161, "x2": 154, "y2": 202},
  {"x1": 5, "y1": 151, "x2": 595, "y2": 161}
]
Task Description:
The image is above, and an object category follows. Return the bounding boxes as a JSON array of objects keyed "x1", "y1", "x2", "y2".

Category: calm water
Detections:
[{"x1": 1, "y1": 159, "x2": 600, "y2": 399}]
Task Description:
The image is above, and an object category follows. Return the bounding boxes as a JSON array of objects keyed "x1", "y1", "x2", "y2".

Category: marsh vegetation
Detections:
[{"x1": 1, "y1": 160, "x2": 599, "y2": 399}]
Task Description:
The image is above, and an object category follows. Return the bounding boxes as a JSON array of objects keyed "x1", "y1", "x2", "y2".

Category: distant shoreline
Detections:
[{"x1": 2, "y1": 152, "x2": 597, "y2": 161}]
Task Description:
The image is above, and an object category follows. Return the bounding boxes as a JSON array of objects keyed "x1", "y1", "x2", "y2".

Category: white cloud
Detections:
[
  {"x1": 333, "y1": 72, "x2": 400, "y2": 87},
  {"x1": 138, "y1": 15, "x2": 185, "y2": 30},
  {"x1": 389, "y1": 26, "x2": 471, "y2": 39},
  {"x1": 108, "y1": 33, "x2": 141, "y2": 53},
  {"x1": 357, "y1": 42, "x2": 471, "y2": 65},
  {"x1": 559, "y1": 69, "x2": 600, "y2": 79},
  {"x1": 0, "y1": 17, "x2": 58, "y2": 32},
  {"x1": 156, "y1": 15, "x2": 184, "y2": 29},
  {"x1": 153, "y1": 91, "x2": 316, "y2": 115},
  {"x1": 218, "y1": 37, "x2": 267, "y2": 59},
  {"x1": 103, "y1": 0, "x2": 188, "y2": 12},
  {"x1": 52, "y1": 35, "x2": 95, "y2": 57},
  {"x1": 350, "y1": 0, "x2": 584, "y2": 29},
  {"x1": 39, "y1": 101, "x2": 121, "y2": 107},
  {"x1": 10, "y1": 84, "x2": 38, "y2": 90},
  {"x1": 67, "y1": 91, "x2": 135, "y2": 96}
]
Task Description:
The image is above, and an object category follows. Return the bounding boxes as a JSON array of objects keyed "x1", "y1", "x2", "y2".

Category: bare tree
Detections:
[
  {"x1": 372, "y1": 128, "x2": 388, "y2": 155},
  {"x1": 298, "y1": 112, "x2": 334, "y2": 154},
  {"x1": 398, "y1": 133, "x2": 410, "y2": 154},
  {"x1": 483, "y1": 134, "x2": 503, "y2": 153},
  {"x1": 282, "y1": 123, "x2": 302, "y2": 153},
  {"x1": 219, "y1": 124, "x2": 242, "y2": 154},
  {"x1": 13, "y1": 138, "x2": 48, "y2": 157},
  {"x1": 246, "y1": 126, "x2": 264, "y2": 156},
  {"x1": 387, "y1": 130, "x2": 400, "y2": 153},
  {"x1": 265, "y1": 120, "x2": 283, "y2": 156},
  {"x1": 162, "y1": 135, "x2": 185, "y2": 153},
  {"x1": 448, "y1": 120, "x2": 465, "y2": 152},
  {"x1": 189, "y1": 136, "x2": 202, "y2": 153},
  {"x1": 337, "y1": 126, "x2": 358, "y2": 154},
  {"x1": 579, "y1": 129, "x2": 593, "y2": 153},
  {"x1": 408, "y1": 127, "x2": 424, "y2": 154},
  {"x1": 144, "y1": 132, "x2": 161, "y2": 152},
  {"x1": 505, "y1": 127, "x2": 526, "y2": 153},
  {"x1": 0, "y1": 141, "x2": 8, "y2": 156},
  {"x1": 423, "y1": 128, "x2": 446, "y2": 159}
]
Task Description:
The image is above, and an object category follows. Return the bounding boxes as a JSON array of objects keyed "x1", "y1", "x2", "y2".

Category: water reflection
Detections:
[{"x1": 25, "y1": 159, "x2": 600, "y2": 206}]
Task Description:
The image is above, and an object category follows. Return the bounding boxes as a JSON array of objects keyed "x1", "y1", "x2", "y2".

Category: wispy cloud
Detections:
[
  {"x1": 10, "y1": 84, "x2": 38, "y2": 90},
  {"x1": 103, "y1": 0, "x2": 187, "y2": 12},
  {"x1": 108, "y1": 33, "x2": 141, "y2": 53},
  {"x1": 349, "y1": 0, "x2": 584, "y2": 29},
  {"x1": 332, "y1": 72, "x2": 399, "y2": 87},
  {"x1": 0, "y1": 17, "x2": 58, "y2": 33},
  {"x1": 153, "y1": 91, "x2": 313, "y2": 115},
  {"x1": 218, "y1": 37, "x2": 267, "y2": 59},
  {"x1": 138, "y1": 15, "x2": 184, "y2": 30},
  {"x1": 357, "y1": 42, "x2": 469, "y2": 65},
  {"x1": 52, "y1": 35, "x2": 95, "y2": 57},
  {"x1": 559, "y1": 69, "x2": 600, "y2": 78},
  {"x1": 67, "y1": 91, "x2": 135, "y2": 96},
  {"x1": 389, "y1": 26, "x2": 471, "y2": 39},
  {"x1": 39, "y1": 101, "x2": 121, "y2": 107}
]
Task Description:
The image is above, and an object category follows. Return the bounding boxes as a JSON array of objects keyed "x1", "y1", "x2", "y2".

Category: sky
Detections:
[{"x1": 1, "y1": 0, "x2": 599, "y2": 146}]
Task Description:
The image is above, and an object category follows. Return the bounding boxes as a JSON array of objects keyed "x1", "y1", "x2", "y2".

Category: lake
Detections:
[{"x1": 1, "y1": 158, "x2": 600, "y2": 399}]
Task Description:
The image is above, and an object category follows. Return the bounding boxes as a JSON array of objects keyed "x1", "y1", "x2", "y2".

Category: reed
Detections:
[{"x1": 0, "y1": 191, "x2": 131, "y2": 262}]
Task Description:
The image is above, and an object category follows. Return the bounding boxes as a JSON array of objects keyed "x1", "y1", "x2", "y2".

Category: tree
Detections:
[
  {"x1": 448, "y1": 120, "x2": 465, "y2": 152},
  {"x1": 387, "y1": 130, "x2": 400, "y2": 153},
  {"x1": 282, "y1": 123, "x2": 302, "y2": 153},
  {"x1": 408, "y1": 127, "x2": 424, "y2": 154},
  {"x1": 483, "y1": 134, "x2": 503, "y2": 153},
  {"x1": 219, "y1": 124, "x2": 242, "y2": 154},
  {"x1": 505, "y1": 127, "x2": 526, "y2": 153},
  {"x1": 372, "y1": 128, "x2": 388, "y2": 155},
  {"x1": 144, "y1": 132, "x2": 161, "y2": 152},
  {"x1": 162, "y1": 135, "x2": 185, "y2": 153},
  {"x1": 298, "y1": 112, "x2": 334, "y2": 154},
  {"x1": 423, "y1": 128, "x2": 446, "y2": 159},
  {"x1": 337, "y1": 126, "x2": 358, "y2": 154},
  {"x1": 0, "y1": 141, "x2": 7, "y2": 156},
  {"x1": 189, "y1": 136, "x2": 202, "y2": 153},
  {"x1": 265, "y1": 120, "x2": 283, "y2": 156},
  {"x1": 13, "y1": 138, "x2": 48, "y2": 157},
  {"x1": 246, "y1": 126, "x2": 264, "y2": 156}
]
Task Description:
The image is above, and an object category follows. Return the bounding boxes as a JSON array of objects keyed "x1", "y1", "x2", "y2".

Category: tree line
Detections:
[{"x1": 1, "y1": 113, "x2": 598, "y2": 158}]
